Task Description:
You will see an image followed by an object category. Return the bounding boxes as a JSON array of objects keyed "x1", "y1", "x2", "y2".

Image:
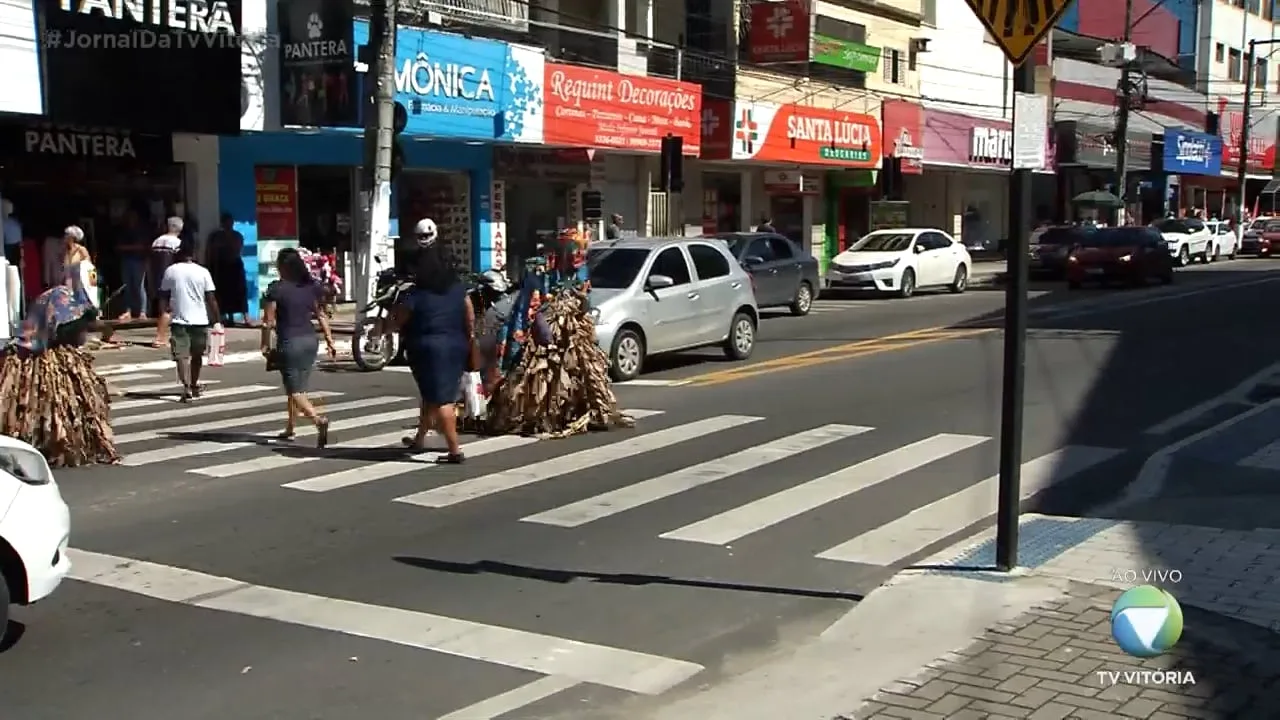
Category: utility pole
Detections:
[
  {"x1": 358, "y1": 0, "x2": 398, "y2": 324},
  {"x1": 1112, "y1": 0, "x2": 1134, "y2": 225},
  {"x1": 995, "y1": 56, "x2": 1035, "y2": 572},
  {"x1": 1237, "y1": 41, "x2": 1257, "y2": 218}
]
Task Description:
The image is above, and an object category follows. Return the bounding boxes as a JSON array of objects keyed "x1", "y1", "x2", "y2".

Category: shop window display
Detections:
[{"x1": 397, "y1": 172, "x2": 471, "y2": 270}]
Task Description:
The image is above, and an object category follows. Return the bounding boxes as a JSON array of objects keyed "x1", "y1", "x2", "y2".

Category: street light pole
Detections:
[
  {"x1": 1112, "y1": 0, "x2": 1134, "y2": 224},
  {"x1": 1236, "y1": 41, "x2": 1257, "y2": 219}
]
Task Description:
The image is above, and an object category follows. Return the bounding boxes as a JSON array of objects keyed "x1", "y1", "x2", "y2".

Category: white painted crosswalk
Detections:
[{"x1": 97, "y1": 374, "x2": 1125, "y2": 573}]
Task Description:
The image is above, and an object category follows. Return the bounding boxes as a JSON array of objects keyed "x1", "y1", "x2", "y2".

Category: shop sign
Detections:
[
  {"x1": 279, "y1": 0, "x2": 357, "y2": 127},
  {"x1": 353, "y1": 21, "x2": 545, "y2": 143},
  {"x1": 489, "y1": 180, "x2": 507, "y2": 271},
  {"x1": 730, "y1": 100, "x2": 881, "y2": 167},
  {"x1": 1216, "y1": 97, "x2": 1273, "y2": 172},
  {"x1": 1071, "y1": 123, "x2": 1152, "y2": 170},
  {"x1": 700, "y1": 99, "x2": 733, "y2": 159},
  {"x1": 746, "y1": 0, "x2": 812, "y2": 64},
  {"x1": 882, "y1": 100, "x2": 924, "y2": 173},
  {"x1": 255, "y1": 166, "x2": 299, "y2": 240},
  {"x1": 970, "y1": 126, "x2": 1013, "y2": 164},
  {"x1": 0, "y1": 124, "x2": 173, "y2": 162},
  {"x1": 1162, "y1": 128, "x2": 1222, "y2": 177},
  {"x1": 812, "y1": 35, "x2": 880, "y2": 73},
  {"x1": 59, "y1": 0, "x2": 237, "y2": 35},
  {"x1": 543, "y1": 63, "x2": 701, "y2": 155},
  {"x1": 763, "y1": 170, "x2": 821, "y2": 194}
]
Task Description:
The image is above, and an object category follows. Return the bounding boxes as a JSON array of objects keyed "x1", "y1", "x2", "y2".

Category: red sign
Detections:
[
  {"x1": 543, "y1": 63, "x2": 702, "y2": 155},
  {"x1": 882, "y1": 100, "x2": 925, "y2": 174},
  {"x1": 700, "y1": 99, "x2": 733, "y2": 159},
  {"x1": 1217, "y1": 97, "x2": 1275, "y2": 172},
  {"x1": 746, "y1": 0, "x2": 811, "y2": 64},
  {"x1": 729, "y1": 101, "x2": 881, "y2": 168},
  {"x1": 254, "y1": 166, "x2": 297, "y2": 239}
]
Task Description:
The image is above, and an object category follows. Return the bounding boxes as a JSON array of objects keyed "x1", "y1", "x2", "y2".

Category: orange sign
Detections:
[
  {"x1": 726, "y1": 101, "x2": 881, "y2": 168},
  {"x1": 543, "y1": 63, "x2": 702, "y2": 155}
]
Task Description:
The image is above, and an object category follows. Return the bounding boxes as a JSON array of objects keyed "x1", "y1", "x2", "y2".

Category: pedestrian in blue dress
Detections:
[{"x1": 389, "y1": 244, "x2": 471, "y2": 462}]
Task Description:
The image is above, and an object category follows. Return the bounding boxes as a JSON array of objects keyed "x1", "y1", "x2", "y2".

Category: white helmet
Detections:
[
  {"x1": 479, "y1": 269, "x2": 510, "y2": 293},
  {"x1": 414, "y1": 218, "x2": 438, "y2": 246}
]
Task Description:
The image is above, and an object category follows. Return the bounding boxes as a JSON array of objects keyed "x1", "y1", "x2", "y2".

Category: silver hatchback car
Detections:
[{"x1": 588, "y1": 237, "x2": 759, "y2": 382}]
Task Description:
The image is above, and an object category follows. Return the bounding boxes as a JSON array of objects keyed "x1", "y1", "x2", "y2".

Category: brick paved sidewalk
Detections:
[{"x1": 849, "y1": 580, "x2": 1280, "y2": 720}]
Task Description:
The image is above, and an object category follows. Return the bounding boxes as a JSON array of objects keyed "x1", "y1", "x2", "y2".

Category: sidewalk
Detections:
[{"x1": 632, "y1": 513, "x2": 1280, "y2": 720}]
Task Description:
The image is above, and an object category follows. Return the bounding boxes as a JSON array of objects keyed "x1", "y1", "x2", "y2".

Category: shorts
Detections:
[{"x1": 170, "y1": 324, "x2": 209, "y2": 360}]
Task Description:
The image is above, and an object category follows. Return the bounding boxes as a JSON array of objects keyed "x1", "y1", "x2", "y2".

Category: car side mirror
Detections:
[
  {"x1": 646, "y1": 274, "x2": 675, "y2": 290},
  {"x1": 743, "y1": 255, "x2": 765, "y2": 266},
  {"x1": 913, "y1": 245, "x2": 926, "y2": 254}
]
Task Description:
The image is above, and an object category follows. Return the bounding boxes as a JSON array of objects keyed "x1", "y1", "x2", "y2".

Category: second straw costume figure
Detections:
[{"x1": 485, "y1": 228, "x2": 632, "y2": 438}]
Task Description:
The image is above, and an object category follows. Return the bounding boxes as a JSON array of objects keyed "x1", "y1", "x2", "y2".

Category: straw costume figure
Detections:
[
  {"x1": 0, "y1": 261, "x2": 119, "y2": 467},
  {"x1": 484, "y1": 227, "x2": 633, "y2": 438}
]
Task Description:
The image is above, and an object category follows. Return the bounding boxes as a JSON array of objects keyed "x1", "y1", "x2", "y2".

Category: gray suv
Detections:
[{"x1": 588, "y1": 237, "x2": 759, "y2": 382}]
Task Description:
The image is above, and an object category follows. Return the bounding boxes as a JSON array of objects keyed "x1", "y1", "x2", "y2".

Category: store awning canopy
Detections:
[{"x1": 1261, "y1": 178, "x2": 1280, "y2": 195}]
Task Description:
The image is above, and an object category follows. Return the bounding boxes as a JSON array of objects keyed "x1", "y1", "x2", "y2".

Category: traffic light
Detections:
[{"x1": 659, "y1": 135, "x2": 684, "y2": 193}]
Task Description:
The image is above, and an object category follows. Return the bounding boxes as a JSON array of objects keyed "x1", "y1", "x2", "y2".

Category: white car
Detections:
[
  {"x1": 826, "y1": 228, "x2": 972, "y2": 298},
  {"x1": 1152, "y1": 217, "x2": 1213, "y2": 266},
  {"x1": 0, "y1": 435, "x2": 71, "y2": 629},
  {"x1": 1204, "y1": 220, "x2": 1240, "y2": 261}
]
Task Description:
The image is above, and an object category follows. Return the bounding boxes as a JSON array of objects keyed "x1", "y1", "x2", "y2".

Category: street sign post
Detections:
[{"x1": 962, "y1": 0, "x2": 1075, "y2": 570}]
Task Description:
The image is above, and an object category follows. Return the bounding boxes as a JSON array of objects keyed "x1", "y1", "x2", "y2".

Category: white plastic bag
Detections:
[
  {"x1": 207, "y1": 323, "x2": 226, "y2": 367},
  {"x1": 460, "y1": 371, "x2": 487, "y2": 419}
]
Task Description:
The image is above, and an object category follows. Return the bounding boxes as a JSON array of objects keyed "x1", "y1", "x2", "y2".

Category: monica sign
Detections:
[{"x1": 1162, "y1": 127, "x2": 1222, "y2": 176}]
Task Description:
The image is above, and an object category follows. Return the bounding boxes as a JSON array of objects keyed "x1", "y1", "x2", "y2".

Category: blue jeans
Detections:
[{"x1": 121, "y1": 256, "x2": 147, "y2": 318}]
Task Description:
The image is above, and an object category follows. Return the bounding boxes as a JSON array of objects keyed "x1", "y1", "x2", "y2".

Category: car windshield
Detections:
[
  {"x1": 1037, "y1": 227, "x2": 1089, "y2": 244},
  {"x1": 587, "y1": 248, "x2": 649, "y2": 289},
  {"x1": 0, "y1": 447, "x2": 48, "y2": 484},
  {"x1": 1153, "y1": 218, "x2": 1195, "y2": 234},
  {"x1": 851, "y1": 233, "x2": 915, "y2": 252},
  {"x1": 1080, "y1": 228, "x2": 1153, "y2": 247}
]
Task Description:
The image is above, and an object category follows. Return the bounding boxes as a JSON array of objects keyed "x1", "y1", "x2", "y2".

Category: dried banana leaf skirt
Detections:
[{"x1": 0, "y1": 286, "x2": 119, "y2": 467}]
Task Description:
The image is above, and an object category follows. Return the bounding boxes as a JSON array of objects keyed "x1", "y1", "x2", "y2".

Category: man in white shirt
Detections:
[
  {"x1": 159, "y1": 244, "x2": 219, "y2": 401},
  {"x1": 150, "y1": 216, "x2": 184, "y2": 347}
]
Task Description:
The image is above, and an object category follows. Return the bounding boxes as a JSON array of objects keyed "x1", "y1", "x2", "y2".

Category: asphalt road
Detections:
[{"x1": 4, "y1": 259, "x2": 1280, "y2": 719}]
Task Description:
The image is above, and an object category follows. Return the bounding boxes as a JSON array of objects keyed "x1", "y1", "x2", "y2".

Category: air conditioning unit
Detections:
[
  {"x1": 911, "y1": 37, "x2": 930, "y2": 53},
  {"x1": 1099, "y1": 42, "x2": 1138, "y2": 67}
]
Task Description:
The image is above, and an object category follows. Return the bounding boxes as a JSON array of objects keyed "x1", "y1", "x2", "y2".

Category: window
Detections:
[
  {"x1": 0, "y1": 447, "x2": 49, "y2": 485},
  {"x1": 687, "y1": 243, "x2": 731, "y2": 280},
  {"x1": 1248, "y1": 0, "x2": 1262, "y2": 14},
  {"x1": 767, "y1": 236, "x2": 794, "y2": 260},
  {"x1": 745, "y1": 237, "x2": 775, "y2": 262},
  {"x1": 650, "y1": 247, "x2": 691, "y2": 285},
  {"x1": 919, "y1": 232, "x2": 950, "y2": 250},
  {"x1": 587, "y1": 248, "x2": 649, "y2": 289},
  {"x1": 1230, "y1": 48, "x2": 1243, "y2": 81},
  {"x1": 1216, "y1": 43, "x2": 1225, "y2": 63},
  {"x1": 882, "y1": 48, "x2": 905, "y2": 84},
  {"x1": 1257, "y1": 59, "x2": 1269, "y2": 88},
  {"x1": 922, "y1": 0, "x2": 936, "y2": 26}
]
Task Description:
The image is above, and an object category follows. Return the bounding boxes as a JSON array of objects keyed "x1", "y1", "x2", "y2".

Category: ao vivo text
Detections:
[
  {"x1": 1111, "y1": 568, "x2": 1183, "y2": 584},
  {"x1": 1096, "y1": 670, "x2": 1197, "y2": 687}
]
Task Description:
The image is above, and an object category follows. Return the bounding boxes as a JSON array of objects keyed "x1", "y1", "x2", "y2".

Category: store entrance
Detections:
[
  {"x1": 837, "y1": 188, "x2": 871, "y2": 252},
  {"x1": 296, "y1": 166, "x2": 354, "y2": 255}
]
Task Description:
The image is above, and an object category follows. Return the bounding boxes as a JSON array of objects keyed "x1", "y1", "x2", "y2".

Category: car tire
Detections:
[
  {"x1": 1178, "y1": 246, "x2": 1191, "y2": 266},
  {"x1": 897, "y1": 269, "x2": 916, "y2": 299},
  {"x1": 789, "y1": 281, "x2": 814, "y2": 316},
  {"x1": 608, "y1": 328, "x2": 645, "y2": 382},
  {"x1": 948, "y1": 264, "x2": 968, "y2": 293},
  {"x1": 1229, "y1": 246, "x2": 1238, "y2": 260},
  {"x1": 0, "y1": 572, "x2": 9, "y2": 634},
  {"x1": 722, "y1": 312, "x2": 756, "y2": 361}
]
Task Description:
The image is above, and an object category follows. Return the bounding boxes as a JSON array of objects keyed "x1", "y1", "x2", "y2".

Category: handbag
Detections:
[
  {"x1": 265, "y1": 347, "x2": 282, "y2": 372},
  {"x1": 464, "y1": 299, "x2": 483, "y2": 372}
]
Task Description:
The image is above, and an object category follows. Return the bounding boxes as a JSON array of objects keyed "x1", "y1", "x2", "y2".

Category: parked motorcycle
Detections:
[{"x1": 351, "y1": 255, "x2": 412, "y2": 371}]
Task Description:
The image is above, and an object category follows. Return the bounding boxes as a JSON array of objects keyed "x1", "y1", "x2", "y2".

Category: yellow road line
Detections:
[{"x1": 681, "y1": 327, "x2": 992, "y2": 387}]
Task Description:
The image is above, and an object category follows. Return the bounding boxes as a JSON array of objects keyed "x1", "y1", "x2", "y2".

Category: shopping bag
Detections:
[
  {"x1": 460, "y1": 371, "x2": 487, "y2": 419},
  {"x1": 208, "y1": 323, "x2": 226, "y2": 367}
]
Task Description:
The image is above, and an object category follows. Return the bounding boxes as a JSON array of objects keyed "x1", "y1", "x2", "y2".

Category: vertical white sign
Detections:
[
  {"x1": 489, "y1": 180, "x2": 507, "y2": 271},
  {"x1": 1012, "y1": 92, "x2": 1049, "y2": 170},
  {"x1": 0, "y1": 0, "x2": 43, "y2": 115}
]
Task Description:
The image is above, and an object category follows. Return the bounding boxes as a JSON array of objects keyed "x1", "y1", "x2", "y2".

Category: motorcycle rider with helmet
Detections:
[
  {"x1": 473, "y1": 268, "x2": 515, "y2": 391},
  {"x1": 365, "y1": 218, "x2": 438, "y2": 355}
]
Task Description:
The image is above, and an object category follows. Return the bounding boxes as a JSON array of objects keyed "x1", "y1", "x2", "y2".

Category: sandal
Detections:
[
  {"x1": 435, "y1": 452, "x2": 465, "y2": 465},
  {"x1": 315, "y1": 417, "x2": 330, "y2": 449},
  {"x1": 276, "y1": 430, "x2": 296, "y2": 441},
  {"x1": 401, "y1": 436, "x2": 430, "y2": 452}
]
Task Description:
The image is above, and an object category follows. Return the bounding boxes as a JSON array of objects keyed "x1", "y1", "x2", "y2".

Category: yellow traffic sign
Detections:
[{"x1": 966, "y1": 0, "x2": 1075, "y2": 66}]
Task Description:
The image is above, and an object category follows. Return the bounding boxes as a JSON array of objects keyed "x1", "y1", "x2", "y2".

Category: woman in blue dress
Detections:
[{"x1": 388, "y1": 244, "x2": 470, "y2": 462}]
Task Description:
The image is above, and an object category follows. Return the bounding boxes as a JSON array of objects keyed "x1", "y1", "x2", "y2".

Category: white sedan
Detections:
[
  {"x1": 1152, "y1": 217, "x2": 1213, "y2": 266},
  {"x1": 0, "y1": 435, "x2": 72, "y2": 629},
  {"x1": 825, "y1": 228, "x2": 972, "y2": 298},
  {"x1": 1204, "y1": 220, "x2": 1240, "y2": 261}
]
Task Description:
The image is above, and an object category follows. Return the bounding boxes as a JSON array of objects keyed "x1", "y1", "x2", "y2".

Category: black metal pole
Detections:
[
  {"x1": 1113, "y1": 0, "x2": 1133, "y2": 224},
  {"x1": 1237, "y1": 42, "x2": 1256, "y2": 220},
  {"x1": 995, "y1": 58, "x2": 1037, "y2": 572}
]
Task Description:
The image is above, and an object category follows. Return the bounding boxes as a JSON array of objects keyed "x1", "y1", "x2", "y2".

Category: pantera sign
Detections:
[{"x1": 60, "y1": 0, "x2": 238, "y2": 35}]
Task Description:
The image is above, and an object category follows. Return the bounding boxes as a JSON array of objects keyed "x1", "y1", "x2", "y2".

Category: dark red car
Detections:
[
  {"x1": 1065, "y1": 226, "x2": 1175, "y2": 289},
  {"x1": 1241, "y1": 218, "x2": 1280, "y2": 256}
]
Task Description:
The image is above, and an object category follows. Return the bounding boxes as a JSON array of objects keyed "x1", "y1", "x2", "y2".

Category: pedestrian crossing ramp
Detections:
[{"x1": 103, "y1": 372, "x2": 1123, "y2": 570}]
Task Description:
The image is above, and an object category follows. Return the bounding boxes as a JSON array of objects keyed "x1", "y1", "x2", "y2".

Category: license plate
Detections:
[{"x1": 1085, "y1": 268, "x2": 1104, "y2": 275}]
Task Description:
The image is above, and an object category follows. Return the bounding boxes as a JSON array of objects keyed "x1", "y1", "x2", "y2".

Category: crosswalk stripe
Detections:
[
  {"x1": 813, "y1": 445, "x2": 1122, "y2": 566},
  {"x1": 194, "y1": 428, "x2": 420, "y2": 478},
  {"x1": 115, "y1": 379, "x2": 222, "y2": 395},
  {"x1": 286, "y1": 435, "x2": 540, "y2": 492},
  {"x1": 102, "y1": 372, "x2": 161, "y2": 384},
  {"x1": 113, "y1": 391, "x2": 343, "y2": 427},
  {"x1": 659, "y1": 433, "x2": 990, "y2": 546},
  {"x1": 393, "y1": 412, "x2": 748, "y2": 509},
  {"x1": 114, "y1": 395, "x2": 402, "y2": 445},
  {"x1": 112, "y1": 384, "x2": 276, "y2": 411},
  {"x1": 437, "y1": 676, "x2": 581, "y2": 720},
  {"x1": 119, "y1": 402, "x2": 416, "y2": 466},
  {"x1": 521, "y1": 423, "x2": 872, "y2": 528}
]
